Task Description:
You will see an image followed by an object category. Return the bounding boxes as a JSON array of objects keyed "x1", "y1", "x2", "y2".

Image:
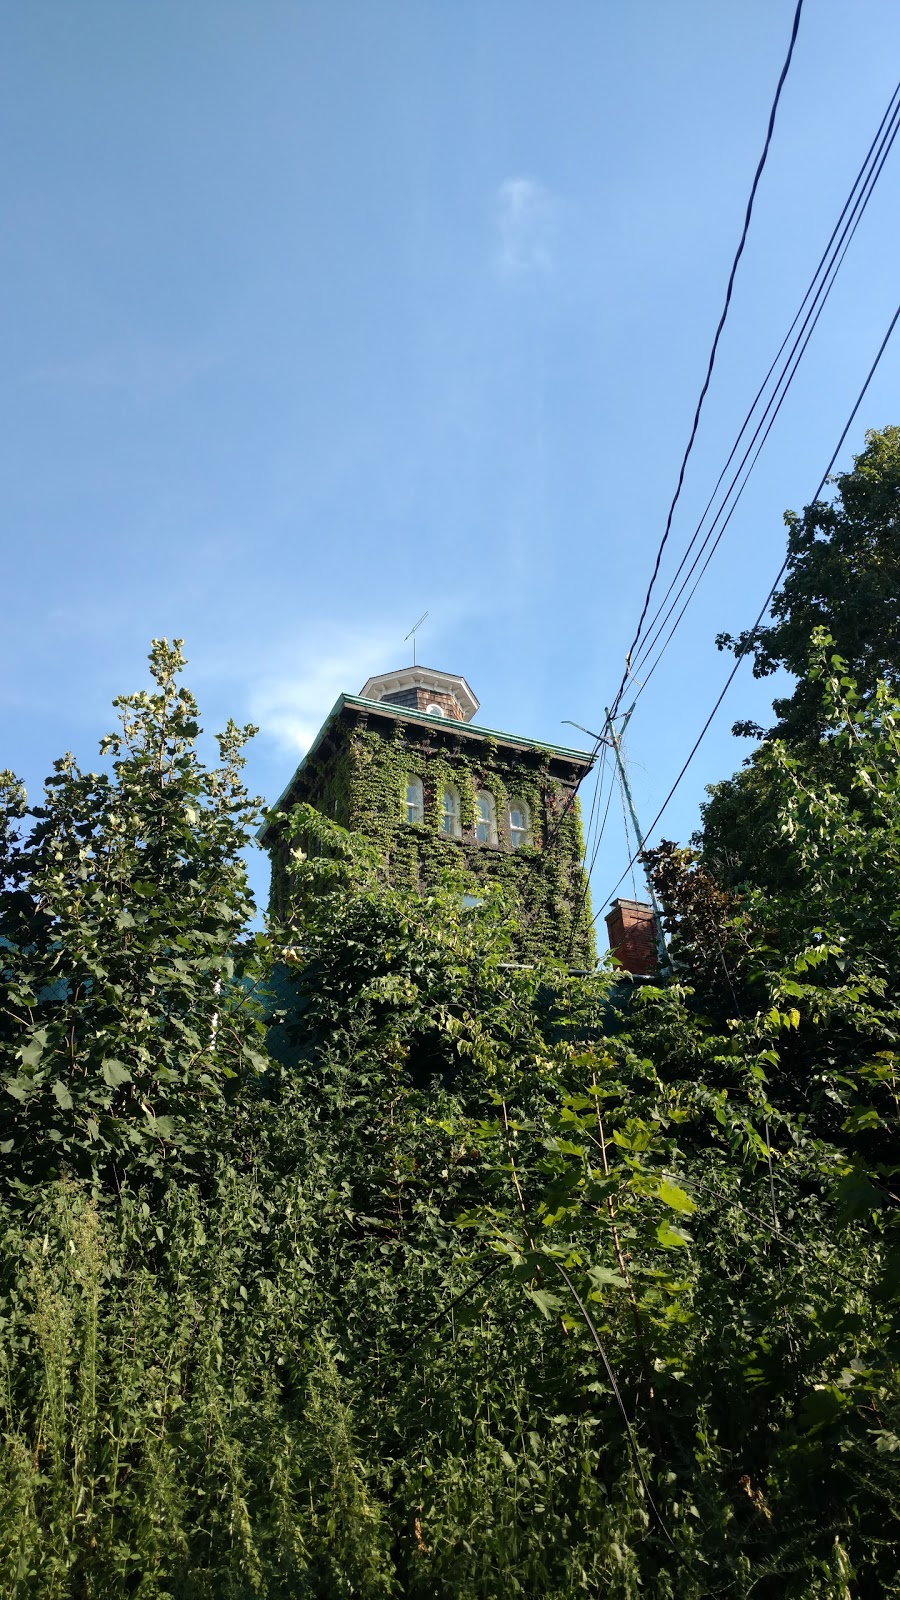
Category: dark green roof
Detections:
[{"x1": 341, "y1": 693, "x2": 594, "y2": 761}]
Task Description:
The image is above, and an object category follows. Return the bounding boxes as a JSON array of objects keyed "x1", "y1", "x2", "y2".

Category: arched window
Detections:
[
  {"x1": 405, "y1": 776, "x2": 424, "y2": 825},
  {"x1": 508, "y1": 798, "x2": 531, "y2": 849},
  {"x1": 474, "y1": 789, "x2": 497, "y2": 845},
  {"x1": 441, "y1": 785, "x2": 461, "y2": 838},
  {"x1": 426, "y1": 702, "x2": 445, "y2": 718}
]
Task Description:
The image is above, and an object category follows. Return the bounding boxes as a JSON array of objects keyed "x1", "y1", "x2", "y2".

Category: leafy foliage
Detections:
[
  {"x1": 0, "y1": 640, "x2": 268, "y2": 1193},
  {"x1": 717, "y1": 425, "x2": 900, "y2": 739},
  {"x1": 1, "y1": 638, "x2": 899, "y2": 1595}
]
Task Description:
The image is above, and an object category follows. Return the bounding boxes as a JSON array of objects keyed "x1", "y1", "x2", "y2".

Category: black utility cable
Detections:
[
  {"x1": 560, "y1": 79, "x2": 900, "y2": 961},
  {"x1": 578, "y1": 741, "x2": 610, "y2": 893},
  {"x1": 549, "y1": 34, "x2": 896, "y2": 920},
  {"x1": 633, "y1": 186, "x2": 888, "y2": 700},
  {"x1": 614, "y1": 0, "x2": 805, "y2": 717},
  {"x1": 631, "y1": 77, "x2": 900, "y2": 672},
  {"x1": 632, "y1": 226, "x2": 858, "y2": 702},
  {"x1": 565, "y1": 706, "x2": 645, "y2": 962},
  {"x1": 564, "y1": 743, "x2": 618, "y2": 962},
  {"x1": 627, "y1": 82, "x2": 900, "y2": 692},
  {"x1": 593, "y1": 300, "x2": 900, "y2": 924},
  {"x1": 550, "y1": 1259, "x2": 679, "y2": 1553},
  {"x1": 543, "y1": 2, "x2": 808, "y2": 885},
  {"x1": 561, "y1": 704, "x2": 657, "y2": 964},
  {"x1": 585, "y1": 749, "x2": 618, "y2": 883}
]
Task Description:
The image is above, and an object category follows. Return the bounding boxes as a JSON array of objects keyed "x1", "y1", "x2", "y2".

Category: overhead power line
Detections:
[
  {"x1": 551, "y1": 21, "x2": 893, "y2": 920},
  {"x1": 624, "y1": 78, "x2": 900, "y2": 700},
  {"x1": 614, "y1": 0, "x2": 805, "y2": 716},
  {"x1": 578, "y1": 741, "x2": 610, "y2": 882},
  {"x1": 559, "y1": 75, "x2": 900, "y2": 943},
  {"x1": 546, "y1": 4, "x2": 807, "y2": 874},
  {"x1": 592, "y1": 300, "x2": 900, "y2": 926},
  {"x1": 559, "y1": 721, "x2": 614, "y2": 961}
]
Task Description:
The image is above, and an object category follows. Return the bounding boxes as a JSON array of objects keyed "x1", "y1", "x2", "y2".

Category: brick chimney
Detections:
[{"x1": 605, "y1": 898, "x2": 658, "y2": 976}]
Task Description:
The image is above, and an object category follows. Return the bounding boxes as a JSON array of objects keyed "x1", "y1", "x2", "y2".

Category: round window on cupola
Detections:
[{"x1": 426, "y1": 702, "x2": 445, "y2": 717}]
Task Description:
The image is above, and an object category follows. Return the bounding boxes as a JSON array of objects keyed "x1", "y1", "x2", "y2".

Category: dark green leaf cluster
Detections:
[{"x1": 717, "y1": 425, "x2": 900, "y2": 740}]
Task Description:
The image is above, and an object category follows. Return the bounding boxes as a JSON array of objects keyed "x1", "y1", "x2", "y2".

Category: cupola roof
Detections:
[{"x1": 359, "y1": 665, "x2": 479, "y2": 723}]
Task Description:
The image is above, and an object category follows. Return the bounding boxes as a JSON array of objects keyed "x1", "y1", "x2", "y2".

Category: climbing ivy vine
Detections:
[{"x1": 268, "y1": 719, "x2": 594, "y2": 965}]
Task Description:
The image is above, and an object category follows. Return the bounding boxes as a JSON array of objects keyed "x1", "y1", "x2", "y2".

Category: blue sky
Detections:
[{"x1": 3, "y1": 1, "x2": 899, "y2": 928}]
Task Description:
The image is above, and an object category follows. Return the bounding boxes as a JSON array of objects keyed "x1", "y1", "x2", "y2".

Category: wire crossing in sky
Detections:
[
  {"x1": 623, "y1": 77, "x2": 900, "y2": 704},
  {"x1": 542, "y1": 1, "x2": 809, "y2": 887},
  {"x1": 543, "y1": 29, "x2": 895, "y2": 932},
  {"x1": 563, "y1": 75, "x2": 900, "y2": 946},
  {"x1": 614, "y1": 0, "x2": 805, "y2": 716},
  {"x1": 591, "y1": 300, "x2": 900, "y2": 927}
]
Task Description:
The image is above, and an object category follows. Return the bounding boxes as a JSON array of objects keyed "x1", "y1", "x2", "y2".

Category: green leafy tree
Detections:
[
  {"x1": 718, "y1": 425, "x2": 900, "y2": 740},
  {"x1": 705, "y1": 427, "x2": 900, "y2": 880},
  {"x1": 0, "y1": 639, "x2": 268, "y2": 1195}
]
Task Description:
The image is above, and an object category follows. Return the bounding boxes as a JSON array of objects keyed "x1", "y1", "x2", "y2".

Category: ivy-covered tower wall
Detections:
[{"x1": 264, "y1": 690, "x2": 595, "y2": 967}]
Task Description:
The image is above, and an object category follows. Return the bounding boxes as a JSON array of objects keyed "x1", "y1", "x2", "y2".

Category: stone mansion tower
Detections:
[{"x1": 260, "y1": 663, "x2": 596, "y2": 965}]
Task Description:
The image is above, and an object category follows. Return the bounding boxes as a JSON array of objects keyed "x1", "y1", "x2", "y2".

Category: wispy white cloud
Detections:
[
  {"x1": 494, "y1": 177, "x2": 555, "y2": 274},
  {"x1": 31, "y1": 343, "x2": 214, "y2": 400},
  {"x1": 246, "y1": 627, "x2": 402, "y2": 756}
]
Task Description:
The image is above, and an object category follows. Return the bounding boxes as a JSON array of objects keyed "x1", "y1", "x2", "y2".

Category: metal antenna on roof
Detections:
[{"x1": 404, "y1": 610, "x2": 429, "y2": 667}]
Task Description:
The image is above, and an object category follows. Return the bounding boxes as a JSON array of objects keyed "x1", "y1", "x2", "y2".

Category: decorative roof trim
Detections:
[{"x1": 359, "y1": 665, "x2": 479, "y2": 722}]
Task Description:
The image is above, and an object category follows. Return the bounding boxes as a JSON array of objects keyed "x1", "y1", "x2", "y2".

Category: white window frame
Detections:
[
  {"x1": 474, "y1": 789, "x2": 498, "y2": 846},
  {"x1": 508, "y1": 798, "x2": 531, "y2": 849},
  {"x1": 441, "y1": 784, "x2": 462, "y2": 839},
  {"x1": 405, "y1": 775, "x2": 424, "y2": 825}
]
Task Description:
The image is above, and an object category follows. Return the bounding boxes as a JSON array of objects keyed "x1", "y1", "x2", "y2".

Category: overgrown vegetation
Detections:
[
  {"x1": 2, "y1": 434, "x2": 899, "y2": 1595},
  {"x1": 266, "y1": 716, "x2": 595, "y2": 965},
  {"x1": 717, "y1": 424, "x2": 900, "y2": 740}
]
